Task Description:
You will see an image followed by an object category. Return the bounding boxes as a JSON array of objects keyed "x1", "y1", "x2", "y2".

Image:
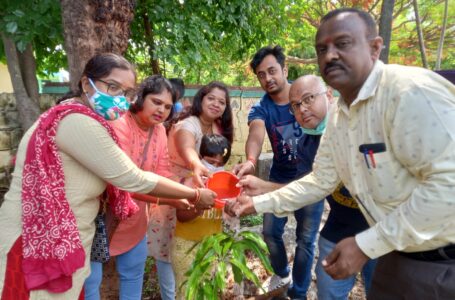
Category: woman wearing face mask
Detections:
[
  {"x1": 0, "y1": 53, "x2": 215, "y2": 300},
  {"x1": 84, "y1": 75, "x2": 193, "y2": 300}
]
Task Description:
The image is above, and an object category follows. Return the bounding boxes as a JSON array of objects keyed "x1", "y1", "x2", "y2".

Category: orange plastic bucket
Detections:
[{"x1": 206, "y1": 171, "x2": 240, "y2": 209}]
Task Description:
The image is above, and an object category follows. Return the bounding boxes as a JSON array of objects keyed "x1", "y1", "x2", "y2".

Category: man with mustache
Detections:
[
  {"x1": 233, "y1": 46, "x2": 324, "y2": 299},
  {"x1": 229, "y1": 8, "x2": 455, "y2": 299}
]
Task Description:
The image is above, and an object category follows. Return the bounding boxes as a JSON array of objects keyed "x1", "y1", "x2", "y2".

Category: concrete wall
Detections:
[
  {"x1": 0, "y1": 64, "x2": 13, "y2": 93},
  {"x1": 228, "y1": 96, "x2": 272, "y2": 170},
  {"x1": 0, "y1": 93, "x2": 272, "y2": 192}
]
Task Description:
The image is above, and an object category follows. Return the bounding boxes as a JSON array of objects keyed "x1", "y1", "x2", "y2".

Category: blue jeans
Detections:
[
  {"x1": 156, "y1": 259, "x2": 175, "y2": 300},
  {"x1": 316, "y1": 236, "x2": 377, "y2": 300},
  {"x1": 262, "y1": 200, "x2": 324, "y2": 298},
  {"x1": 84, "y1": 236, "x2": 148, "y2": 300}
]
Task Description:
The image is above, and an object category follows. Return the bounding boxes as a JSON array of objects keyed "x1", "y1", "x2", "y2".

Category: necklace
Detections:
[{"x1": 199, "y1": 118, "x2": 213, "y2": 135}]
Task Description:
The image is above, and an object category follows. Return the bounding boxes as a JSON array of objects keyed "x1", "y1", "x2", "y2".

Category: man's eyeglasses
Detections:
[
  {"x1": 95, "y1": 79, "x2": 137, "y2": 102},
  {"x1": 289, "y1": 91, "x2": 327, "y2": 115}
]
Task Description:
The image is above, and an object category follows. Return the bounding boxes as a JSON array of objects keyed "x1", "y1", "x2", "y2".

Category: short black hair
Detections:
[
  {"x1": 200, "y1": 134, "x2": 231, "y2": 165},
  {"x1": 169, "y1": 78, "x2": 185, "y2": 100},
  {"x1": 320, "y1": 8, "x2": 378, "y2": 39},
  {"x1": 250, "y1": 45, "x2": 286, "y2": 74},
  {"x1": 130, "y1": 75, "x2": 176, "y2": 121}
]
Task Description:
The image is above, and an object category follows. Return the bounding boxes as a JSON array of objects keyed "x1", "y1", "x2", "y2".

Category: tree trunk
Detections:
[
  {"x1": 378, "y1": 0, "x2": 395, "y2": 63},
  {"x1": 412, "y1": 0, "x2": 428, "y2": 68},
  {"x1": 1, "y1": 34, "x2": 41, "y2": 131},
  {"x1": 286, "y1": 55, "x2": 317, "y2": 65},
  {"x1": 17, "y1": 43, "x2": 40, "y2": 104},
  {"x1": 60, "y1": 0, "x2": 136, "y2": 92},
  {"x1": 142, "y1": 10, "x2": 160, "y2": 74},
  {"x1": 435, "y1": 0, "x2": 448, "y2": 70}
]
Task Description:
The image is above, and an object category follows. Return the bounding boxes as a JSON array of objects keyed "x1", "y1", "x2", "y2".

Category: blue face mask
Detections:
[
  {"x1": 302, "y1": 98, "x2": 329, "y2": 135},
  {"x1": 86, "y1": 78, "x2": 130, "y2": 120},
  {"x1": 301, "y1": 113, "x2": 328, "y2": 135}
]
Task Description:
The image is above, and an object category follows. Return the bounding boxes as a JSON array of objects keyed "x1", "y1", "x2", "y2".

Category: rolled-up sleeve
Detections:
[
  {"x1": 56, "y1": 114, "x2": 159, "y2": 194},
  {"x1": 253, "y1": 130, "x2": 340, "y2": 215}
]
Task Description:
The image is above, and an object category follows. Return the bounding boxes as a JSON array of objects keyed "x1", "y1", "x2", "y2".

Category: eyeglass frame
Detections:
[
  {"x1": 289, "y1": 90, "x2": 327, "y2": 115},
  {"x1": 94, "y1": 78, "x2": 137, "y2": 102}
]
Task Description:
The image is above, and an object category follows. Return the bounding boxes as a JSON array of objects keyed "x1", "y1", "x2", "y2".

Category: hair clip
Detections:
[{"x1": 223, "y1": 148, "x2": 228, "y2": 157}]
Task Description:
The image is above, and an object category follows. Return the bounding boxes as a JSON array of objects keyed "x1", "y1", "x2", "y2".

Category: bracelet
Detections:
[
  {"x1": 247, "y1": 156, "x2": 257, "y2": 166},
  {"x1": 192, "y1": 188, "x2": 201, "y2": 206},
  {"x1": 247, "y1": 157, "x2": 256, "y2": 171}
]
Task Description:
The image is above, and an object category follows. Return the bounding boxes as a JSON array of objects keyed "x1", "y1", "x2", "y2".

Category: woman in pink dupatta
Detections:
[
  {"x1": 0, "y1": 54, "x2": 215, "y2": 300},
  {"x1": 84, "y1": 75, "x2": 192, "y2": 300}
]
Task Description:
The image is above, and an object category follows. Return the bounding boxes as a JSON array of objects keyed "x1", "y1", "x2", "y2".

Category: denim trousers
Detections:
[
  {"x1": 84, "y1": 236, "x2": 148, "y2": 300},
  {"x1": 315, "y1": 236, "x2": 377, "y2": 300},
  {"x1": 262, "y1": 200, "x2": 324, "y2": 298},
  {"x1": 155, "y1": 259, "x2": 175, "y2": 300}
]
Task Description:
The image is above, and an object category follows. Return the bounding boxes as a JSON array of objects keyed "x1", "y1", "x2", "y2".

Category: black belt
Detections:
[{"x1": 399, "y1": 244, "x2": 455, "y2": 261}]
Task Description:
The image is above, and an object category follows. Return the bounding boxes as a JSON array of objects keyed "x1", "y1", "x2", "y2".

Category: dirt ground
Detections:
[{"x1": 100, "y1": 204, "x2": 367, "y2": 300}]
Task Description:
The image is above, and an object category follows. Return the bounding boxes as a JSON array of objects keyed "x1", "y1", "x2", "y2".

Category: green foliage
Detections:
[
  {"x1": 183, "y1": 230, "x2": 272, "y2": 300},
  {"x1": 0, "y1": 0, "x2": 66, "y2": 75},
  {"x1": 142, "y1": 256, "x2": 162, "y2": 298},
  {"x1": 388, "y1": 0, "x2": 455, "y2": 68},
  {"x1": 1, "y1": 0, "x2": 453, "y2": 85},
  {"x1": 240, "y1": 214, "x2": 263, "y2": 227},
  {"x1": 127, "y1": 0, "x2": 290, "y2": 83}
]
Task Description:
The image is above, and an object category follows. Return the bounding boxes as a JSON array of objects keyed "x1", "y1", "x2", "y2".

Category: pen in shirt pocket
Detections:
[{"x1": 359, "y1": 143, "x2": 386, "y2": 169}]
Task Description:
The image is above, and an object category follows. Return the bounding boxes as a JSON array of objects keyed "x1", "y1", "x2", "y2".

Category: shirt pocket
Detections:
[{"x1": 361, "y1": 151, "x2": 401, "y2": 205}]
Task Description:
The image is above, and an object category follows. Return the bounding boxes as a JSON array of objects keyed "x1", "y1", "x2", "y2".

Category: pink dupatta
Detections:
[{"x1": 20, "y1": 101, "x2": 138, "y2": 292}]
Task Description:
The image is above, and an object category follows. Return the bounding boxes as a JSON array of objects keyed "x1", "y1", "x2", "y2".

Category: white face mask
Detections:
[{"x1": 201, "y1": 158, "x2": 224, "y2": 173}]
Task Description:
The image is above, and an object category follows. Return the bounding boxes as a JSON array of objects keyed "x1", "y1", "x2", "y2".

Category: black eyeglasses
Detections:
[
  {"x1": 95, "y1": 79, "x2": 137, "y2": 102},
  {"x1": 290, "y1": 91, "x2": 327, "y2": 114}
]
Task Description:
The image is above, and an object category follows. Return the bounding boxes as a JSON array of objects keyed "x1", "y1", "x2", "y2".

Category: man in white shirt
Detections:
[{"x1": 229, "y1": 8, "x2": 455, "y2": 299}]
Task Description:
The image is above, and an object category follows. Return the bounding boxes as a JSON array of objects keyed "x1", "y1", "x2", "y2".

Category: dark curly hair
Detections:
[{"x1": 130, "y1": 75, "x2": 176, "y2": 121}]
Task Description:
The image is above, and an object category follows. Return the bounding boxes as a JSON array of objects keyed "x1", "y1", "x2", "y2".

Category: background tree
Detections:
[
  {"x1": 435, "y1": 0, "x2": 449, "y2": 70},
  {"x1": 378, "y1": 0, "x2": 396, "y2": 63},
  {"x1": 60, "y1": 0, "x2": 136, "y2": 91},
  {"x1": 389, "y1": 0, "x2": 454, "y2": 68},
  {"x1": 412, "y1": 0, "x2": 429, "y2": 68},
  {"x1": 0, "y1": 0, "x2": 63, "y2": 130},
  {"x1": 128, "y1": 0, "x2": 289, "y2": 84}
]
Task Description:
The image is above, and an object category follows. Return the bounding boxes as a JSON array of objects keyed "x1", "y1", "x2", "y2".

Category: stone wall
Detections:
[
  {"x1": 228, "y1": 96, "x2": 272, "y2": 171},
  {"x1": 0, "y1": 93, "x2": 57, "y2": 192},
  {"x1": 0, "y1": 93, "x2": 272, "y2": 194}
]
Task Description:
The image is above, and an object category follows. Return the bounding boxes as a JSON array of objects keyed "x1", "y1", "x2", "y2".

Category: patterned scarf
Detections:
[{"x1": 21, "y1": 101, "x2": 139, "y2": 292}]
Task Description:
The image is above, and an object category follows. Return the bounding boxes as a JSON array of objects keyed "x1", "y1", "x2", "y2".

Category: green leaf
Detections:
[
  {"x1": 16, "y1": 40, "x2": 27, "y2": 52},
  {"x1": 239, "y1": 231, "x2": 269, "y2": 252},
  {"x1": 202, "y1": 282, "x2": 216, "y2": 299},
  {"x1": 12, "y1": 10, "x2": 25, "y2": 17},
  {"x1": 6, "y1": 22, "x2": 17, "y2": 34},
  {"x1": 236, "y1": 239, "x2": 273, "y2": 273},
  {"x1": 229, "y1": 256, "x2": 261, "y2": 286},
  {"x1": 214, "y1": 260, "x2": 227, "y2": 292},
  {"x1": 231, "y1": 262, "x2": 243, "y2": 283}
]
